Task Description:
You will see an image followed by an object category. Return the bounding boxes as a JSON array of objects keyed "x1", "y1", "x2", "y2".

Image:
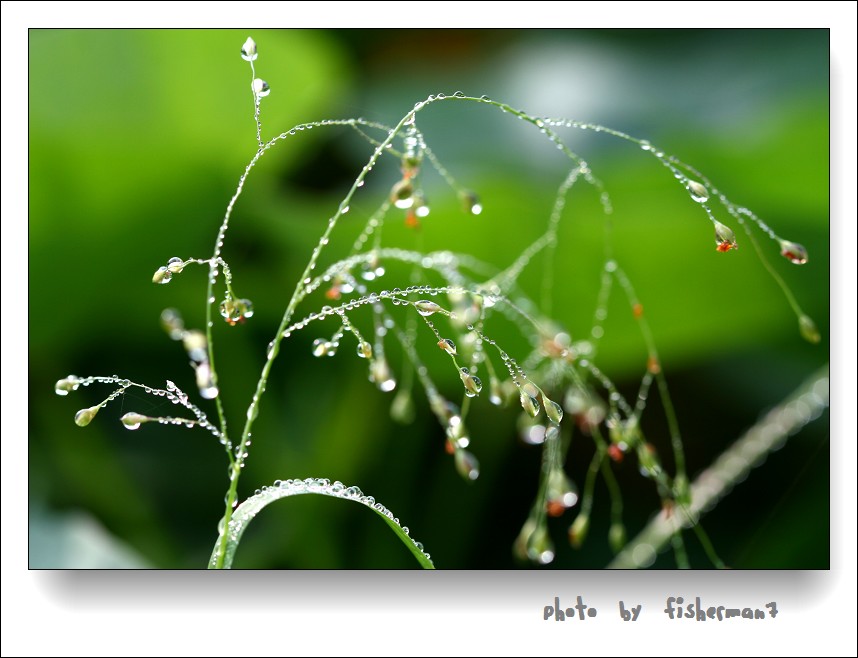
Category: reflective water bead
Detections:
[
  {"x1": 357, "y1": 341, "x2": 373, "y2": 359},
  {"x1": 74, "y1": 405, "x2": 100, "y2": 427},
  {"x1": 454, "y1": 448, "x2": 480, "y2": 481},
  {"x1": 437, "y1": 338, "x2": 457, "y2": 355},
  {"x1": 460, "y1": 368, "x2": 483, "y2": 397},
  {"x1": 369, "y1": 358, "x2": 396, "y2": 392},
  {"x1": 160, "y1": 308, "x2": 185, "y2": 340},
  {"x1": 152, "y1": 266, "x2": 172, "y2": 284},
  {"x1": 779, "y1": 240, "x2": 808, "y2": 265},
  {"x1": 526, "y1": 523, "x2": 555, "y2": 565},
  {"x1": 543, "y1": 396, "x2": 564, "y2": 425},
  {"x1": 252, "y1": 78, "x2": 270, "y2": 97},
  {"x1": 414, "y1": 300, "x2": 441, "y2": 316},
  {"x1": 120, "y1": 412, "x2": 148, "y2": 430},
  {"x1": 166, "y1": 257, "x2": 185, "y2": 274},
  {"x1": 459, "y1": 190, "x2": 482, "y2": 215},
  {"x1": 238, "y1": 299, "x2": 254, "y2": 319},
  {"x1": 390, "y1": 179, "x2": 414, "y2": 209},
  {"x1": 713, "y1": 221, "x2": 738, "y2": 252},
  {"x1": 55, "y1": 375, "x2": 81, "y2": 396},
  {"x1": 182, "y1": 331, "x2": 208, "y2": 363},
  {"x1": 545, "y1": 468, "x2": 579, "y2": 516},
  {"x1": 687, "y1": 180, "x2": 709, "y2": 203},
  {"x1": 520, "y1": 392, "x2": 540, "y2": 418},
  {"x1": 240, "y1": 37, "x2": 258, "y2": 61},
  {"x1": 312, "y1": 338, "x2": 332, "y2": 357}
]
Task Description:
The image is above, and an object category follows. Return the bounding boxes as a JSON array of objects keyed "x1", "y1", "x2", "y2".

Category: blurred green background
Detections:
[{"x1": 29, "y1": 29, "x2": 829, "y2": 569}]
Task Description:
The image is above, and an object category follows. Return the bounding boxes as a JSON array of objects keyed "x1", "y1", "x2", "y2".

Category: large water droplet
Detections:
[
  {"x1": 687, "y1": 180, "x2": 709, "y2": 203},
  {"x1": 779, "y1": 240, "x2": 808, "y2": 265},
  {"x1": 460, "y1": 368, "x2": 483, "y2": 397},
  {"x1": 544, "y1": 397, "x2": 564, "y2": 425},
  {"x1": 356, "y1": 341, "x2": 373, "y2": 359},
  {"x1": 120, "y1": 412, "x2": 147, "y2": 430},
  {"x1": 312, "y1": 338, "x2": 335, "y2": 357},
  {"x1": 713, "y1": 220, "x2": 738, "y2": 252},
  {"x1": 415, "y1": 300, "x2": 441, "y2": 316},
  {"x1": 55, "y1": 375, "x2": 81, "y2": 396},
  {"x1": 521, "y1": 392, "x2": 540, "y2": 418},
  {"x1": 152, "y1": 266, "x2": 172, "y2": 284},
  {"x1": 545, "y1": 468, "x2": 578, "y2": 516},
  {"x1": 370, "y1": 358, "x2": 396, "y2": 392},
  {"x1": 252, "y1": 78, "x2": 270, "y2": 97},
  {"x1": 390, "y1": 179, "x2": 414, "y2": 209},
  {"x1": 438, "y1": 338, "x2": 457, "y2": 355},
  {"x1": 166, "y1": 257, "x2": 185, "y2": 274},
  {"x1": 240, "y1": 37, "x2": 258, "y2": 62},
  {"x1": 74, "y1": 405, "x2": 99, "y2": 427}
]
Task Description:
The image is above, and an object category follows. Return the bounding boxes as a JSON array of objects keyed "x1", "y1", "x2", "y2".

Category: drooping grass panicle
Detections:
[{"x1": 57, "y1": 36, "x2": 823, "y2": 570}]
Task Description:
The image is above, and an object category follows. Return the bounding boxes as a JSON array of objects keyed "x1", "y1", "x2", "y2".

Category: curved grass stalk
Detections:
[{"x1": 209, "y1": 478, "x2": 435, "y2": 569}]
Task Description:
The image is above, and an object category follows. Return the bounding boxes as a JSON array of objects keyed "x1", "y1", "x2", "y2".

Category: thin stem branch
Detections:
[{"x1": 608, "y1": 364, "x2": 829, "y2": 568}]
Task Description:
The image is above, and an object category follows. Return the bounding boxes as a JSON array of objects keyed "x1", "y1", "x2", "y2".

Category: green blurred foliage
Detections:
[{"x1": 29, "y1": 29, "x2": 828, "y2": 569}]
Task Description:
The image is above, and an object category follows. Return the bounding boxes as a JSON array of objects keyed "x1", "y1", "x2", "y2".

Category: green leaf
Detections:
[{"x1": 209, "y1": 478, "x2": 435, "y2": 569}]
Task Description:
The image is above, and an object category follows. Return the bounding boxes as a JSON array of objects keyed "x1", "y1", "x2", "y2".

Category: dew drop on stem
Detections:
[
  {"x1": 415, "y1": 300, "x2": 441, "y2": 316},
  {"x1": 779, "y1": 240, "x2": 809, "y2": 265},
  {"x1": 687, "y1": 180, "x2": 709, "y2": 203}
]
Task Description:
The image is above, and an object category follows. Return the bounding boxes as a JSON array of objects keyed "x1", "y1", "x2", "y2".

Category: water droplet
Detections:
[
  {"x1": 312, "y1": 338, "x2": 335, "y2": 357},
  {"x1": 161, "y1": 308, "x2": 185, "y2": 340},
  {"x1": 198, "y1": 371, "x2": 219, "y2": 399},
  {"x1": 687, "y1": 180, "x2": 709, "y2": 203},
  {"x1": 415, "y1": 300, "x2": 441, "y2": 316},
  {"x1": 460, "y1": 368, "x2": 483, "y2": 397},
  {"x1": 55, "y1": 375, "x2": 81, "y2": 396},
  {"x1": 390, "y1": 179, "x2": 414, "y2": 209},
  {"x1": 240, "y1": 37, "x2": 258, "y2": 62},
  {"x1": 522, "y1": 521, "x2": 555, "y2": 564},
  {"x1": 546, "y1": 468, "x2": 578, "y2": 516},
  {"x1": 459, "y1": 190, "x2": 482, "y2": 215},
  {"x1": 120, "y1": 412, "x2": 147, "y2": 430},
  {"x1": 453, "y1": 90, "x2": 464, "y2": 98},
  {"x1": 166, "y1": 257, "x2": 185, "y2": 274},
  {"x1": 779, "y1": 240, "x2": 808, "y2": 265},
  {"x1": 252, "y1": 78, "x2": 270, "y2": 97},
  {"x1": 356, "y1": 341, "x2": 373, "y2": 359},
  {"x1": 798, "y1": 314, "x2": 821, "y2": 344},
  {"x1": 152, "y1": 266, "x2": 172, "y2": 284},
  {"x1": 713, "y1": 221, "x2": 738, "y2": 252},
  {"x1": 454, "y1": 448, "x2": 480, "y2": 481},
  {"x1": 369, "y1": 358, "x2": 396, "y2": 392},
  {"x1": 437, "y1": 338, "x2": 457, "y2": 355},
  {"x1": 544, "y1": 397, "x2": 564, "y2": 425},
  {"x1": 520, "y1": 392, "x2": 540, "y2": 418},
  {"x1": 74, "y1": 405, "x2": 100, "y2": 427}
]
